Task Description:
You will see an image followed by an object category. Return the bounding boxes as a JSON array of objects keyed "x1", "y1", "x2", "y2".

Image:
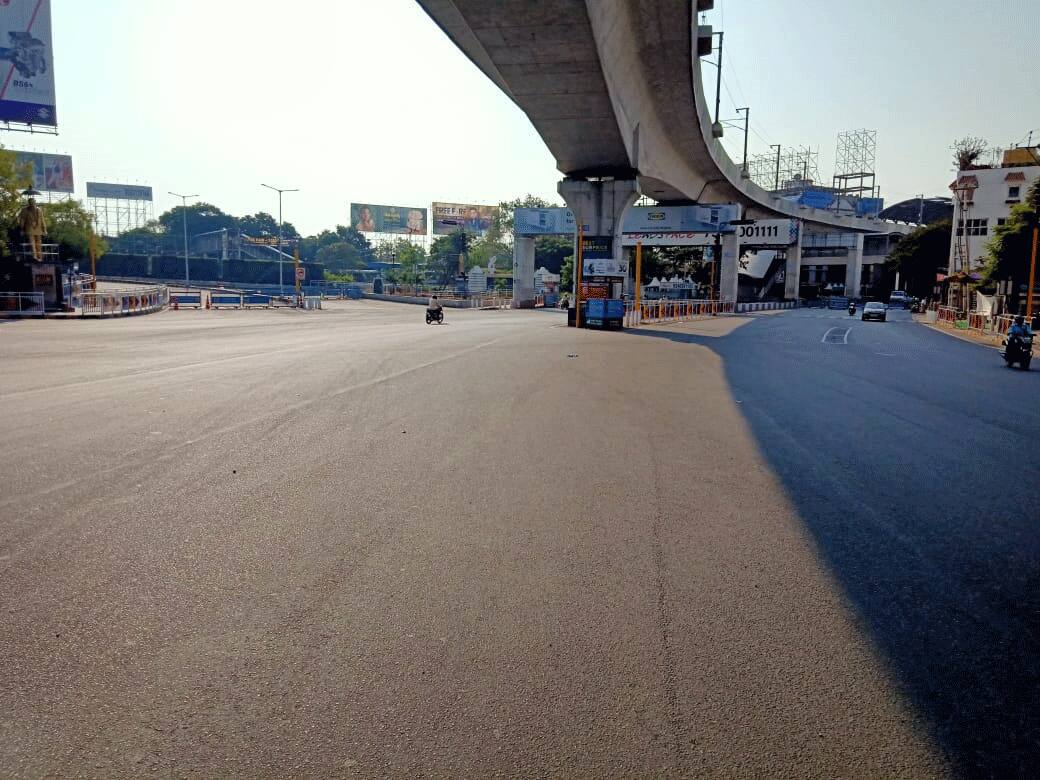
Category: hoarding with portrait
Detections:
[
  {"x1": 432, "y1": 202, "x2": 497, "y2": 235},
  {"x1": 15, "y1": 150, "x2": 72, "y2": 192},
  {"x1": 350, "y1": 203, "x2": 427, "y2": 235}
]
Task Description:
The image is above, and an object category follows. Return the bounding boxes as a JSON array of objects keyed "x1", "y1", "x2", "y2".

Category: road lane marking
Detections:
[{"x1": 821, "y1": 327, "x2": 851, "y2": 344}]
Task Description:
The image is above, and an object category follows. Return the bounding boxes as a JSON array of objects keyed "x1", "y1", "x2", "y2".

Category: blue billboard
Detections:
[{"x1": 0, "y1": 1, "x2": 57, "y2": 127}]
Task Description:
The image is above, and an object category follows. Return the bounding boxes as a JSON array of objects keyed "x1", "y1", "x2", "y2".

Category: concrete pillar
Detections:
[
  {"x1": 784, "y1": 221, "x2": 803, "y2": 300},
  {"x1": 511, "y1": 236, "x2": 536, "y2": 307},
  {"x1": 719, "y1": 233, "x2": 740, "y2": 302},
  {"x1": 846, "y1": 234, "x2": 865, "y2": 299},
  {"x1": 558, "y1": 177, "x2": 639, "y2": 303}
]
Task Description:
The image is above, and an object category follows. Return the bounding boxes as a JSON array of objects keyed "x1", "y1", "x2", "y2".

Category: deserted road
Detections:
[{"x1": 1, "y1": 302, "x2": 1037, "y2": 777}]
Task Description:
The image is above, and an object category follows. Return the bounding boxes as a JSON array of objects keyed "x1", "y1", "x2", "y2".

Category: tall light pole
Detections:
[
  {"x1": 770, "y1": 144, "x2": 781, "y2": 191},
  {"x1": 261, "y1": 183, "x2": 299, "y2": 295},
  {"x1": 168, "y1": 191, "x2": 197, "y2": 288},
  {"x1": 736, "y1": 107, "x2": 750, "y2": 177},
  {"x1": 917, "y1": 193, "x2": 925, "y2": 224}
]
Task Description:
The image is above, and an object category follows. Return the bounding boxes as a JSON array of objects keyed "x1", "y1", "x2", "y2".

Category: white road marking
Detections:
[{"x1": 821, "y1": 327, "x2": 851, "y2": 344}]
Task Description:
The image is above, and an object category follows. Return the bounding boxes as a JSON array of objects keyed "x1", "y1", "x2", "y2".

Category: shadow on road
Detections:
[{"x1": 626, "y1": 320, "x2": 1040, "y2": 777}]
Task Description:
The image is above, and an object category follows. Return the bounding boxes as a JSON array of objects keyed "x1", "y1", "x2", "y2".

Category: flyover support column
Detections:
[
  {"x1": 512, "y1": 236, "x2": 536, "y2": 307},
  {"x1": 719, "y1": 233, "x2": 740, "y2": 304},
  {"x1": 847, "y1": 234, "x2": 865, "y2": 300},
  {"x1": 785, "y1": 222, "x2": 803, "y2": 300},
  {"x1": 558, "y1": 178, "x2": 639, "y2": 308}
]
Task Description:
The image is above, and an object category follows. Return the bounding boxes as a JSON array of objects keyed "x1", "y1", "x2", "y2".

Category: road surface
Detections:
[{"x1": 1, "y1": 302, "x2": 1036, "y2": 777}]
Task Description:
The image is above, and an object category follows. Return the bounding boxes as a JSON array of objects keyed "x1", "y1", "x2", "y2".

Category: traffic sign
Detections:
[{"x1": 295, "y1": 267, "x2": 306, "y2": 281}]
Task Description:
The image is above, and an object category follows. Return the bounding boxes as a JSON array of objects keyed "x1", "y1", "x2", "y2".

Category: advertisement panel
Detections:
[
  {"x1": 733, "y1": 218, "x2": 799, "y2": 246},
  {"x1": 86, "y1": 182, "x2": 153, "y2": 201},
  {"x1": 582, "y1": 258, "x2": 628, "y2": 277},
  {"x1": 15, "y1": 150, "x2": 72, "y2": 192},
  {"x1": 0, "y1": 0, "x2": 56, "y2": 126},
  {"x1": 350, "y1": 203, "x2": 427, "y2": 235},
  {"x1": 432, "y1": 202, "x2": 497, "y2": 235},
  {"x1": 514, "y1": 207, "x2": 576, "y2": 236},
  {"x1": 622, "y1": 204, "x2": 741, "y2": 233}
]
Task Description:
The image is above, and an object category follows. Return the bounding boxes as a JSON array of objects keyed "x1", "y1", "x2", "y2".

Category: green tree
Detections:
[
  {"x1": 158, "y1": 202, "x2": 237, "y2": 239},
  {"x1": 324, "y1": 271, "x2": 355, "y2": 282},
  {"x1": 238, "y1": 211, "x2": 299, "y2": 239},
  {"x1": 42, "y1": 199, "x2": 109, "y2": 261},
  {"x1": 560, "y1": 254, "x2": 573, "y2": 290},
  {"x1": 983, "y1": 178, "x2": 1040, "y2": 286},
  {"x1": 299, "y1": 224, "x2": 369, "y2": 262},
  {"x1": 0, "y1": 146, "x2": 34, "y2": 255},
  {"x1": 534, "y1": 235, "x2": 571, "y2": 274},
  {"x1": 429, "y1": 229, "x2": 471, "y2": 284},
  {"x1": 884, "y1": 220, "x2": 951, "y2": 298},
  {"x1": 316, "y1": 241, "x2": 366, "y2": 273}
]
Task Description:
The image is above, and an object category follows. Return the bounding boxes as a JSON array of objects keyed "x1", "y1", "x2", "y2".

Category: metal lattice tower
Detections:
[
  {"x1": 747, "y1": 146, "x2": 819, "y2": 191},
  {"x1": 89, "y1": 196, "x2": 154, "y2": 237},
  {"x1": 832, "y1": 129, "x2": 877, "y2": 196}
]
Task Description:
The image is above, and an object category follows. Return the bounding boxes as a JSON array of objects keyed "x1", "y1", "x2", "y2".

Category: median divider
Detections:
[
  {"x1": 210, "y1": 292, "x2": 244, "y2": 309},
  {"x1": 171, "y1": 292, "x2": 202, "y2": 310},
  {"x1": 624, "y1": 298, "x2": 735, "y2": 327}
]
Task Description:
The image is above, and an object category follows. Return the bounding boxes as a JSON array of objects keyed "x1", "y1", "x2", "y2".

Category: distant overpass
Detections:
[{"x1": 417, "y1": 0, "x2": 908, "y2": 302}]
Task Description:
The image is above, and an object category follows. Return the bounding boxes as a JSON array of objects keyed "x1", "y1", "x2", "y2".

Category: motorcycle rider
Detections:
[
  {"x1": 1008, "y1": 314, "x2": 1031, "y2": 339},
  {"x1": 427, "y1": 294, "x2": 442, "y2": 320}
]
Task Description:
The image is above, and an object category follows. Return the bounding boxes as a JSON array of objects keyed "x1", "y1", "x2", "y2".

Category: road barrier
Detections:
[
  {"x1": 625, "y1": 298, "x2": 735, "y2": 327},
  {"x1": 937, "y1": 306, "x2": 958, "y2": 325},
  {"x1": 0, "y1": 291, "x2": 45, "y2": 316},
  {"x1": 301, "y1": 296, "x2": 322, "y2": 310},
  {"x1": 242, "y1": 294, "x2": 271, "y2": 308},
  {"x1": 735, "y1": 301, "x2": 797, "y2": 313},
  {"x1": 170, "y1": 292, "x2": 202, "y2": 309},
  {"x1": 210, "y1": 292, "x2": 244, "y2": 309},
  {"x1": 81, "y1": 286, "x2": 168, "y2": 317}
]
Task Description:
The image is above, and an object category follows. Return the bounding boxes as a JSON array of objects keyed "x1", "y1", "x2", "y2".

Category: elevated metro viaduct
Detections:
[{"x1": 416, "y1": 0, "x2": 911, "y2": 304}]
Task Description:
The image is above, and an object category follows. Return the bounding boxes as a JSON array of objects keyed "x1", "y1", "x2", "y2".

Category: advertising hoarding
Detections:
[
  {"x1": 432, "y1": 202, "x2": 497, "y2": 235},
  {"x1": 15, "y1": 150, "x2": 72, "y2": 192},
  {"x1": 514, "y1": 207, "x2": 576, "y2": 236},
  {"x1": 350, "y1": 203, "x2": 427, "y2": 235},
  {"x1": 733, "y1": 218, "x2": 799, "y2": 246},
  {"x1": 622, "y1": 204, "x2": 740, "y2": 233},
  {"x1": 86, "y1": 182, "x2": 153, "y2": 201},
  {"x1": 0, "y1": 0, "x2": 56, "y2": 126}
]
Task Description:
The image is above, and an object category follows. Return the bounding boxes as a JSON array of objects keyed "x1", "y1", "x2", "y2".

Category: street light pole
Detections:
[
  {"x1": 261, "y1": 184, "x2": 299, "y2": 295},
  {"x1": 917, "y1": 193, "x2": 925, "y2": 224},
  {"x1": 736, "y1": 107, "x2": 749, "y2": 177},
  {"x1": 168, "y1": 191, "x2": 197, "y2": 288}
]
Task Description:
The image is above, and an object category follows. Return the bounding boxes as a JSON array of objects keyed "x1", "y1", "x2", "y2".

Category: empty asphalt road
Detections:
[{"x1": 1, "y1": 301, "x2": 1036, "y2": 777}]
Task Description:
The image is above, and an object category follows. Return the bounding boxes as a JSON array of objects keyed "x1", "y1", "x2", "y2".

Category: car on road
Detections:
[
  {"x1": 861, "y1": 301, "x2": 887, "y2": 322},
  {"x1": 888, "y1": 290, "x2": 911, "y2": 308}
]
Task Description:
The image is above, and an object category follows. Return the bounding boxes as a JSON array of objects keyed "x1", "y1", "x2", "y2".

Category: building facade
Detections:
[{"x1": 949, "y1": 147, "x2": 1040, "y2": 273}]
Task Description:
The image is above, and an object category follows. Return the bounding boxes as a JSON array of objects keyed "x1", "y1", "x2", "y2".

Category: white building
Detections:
[{"x1": 949, "y1": 146, "x2": 1040, "y2": 273}]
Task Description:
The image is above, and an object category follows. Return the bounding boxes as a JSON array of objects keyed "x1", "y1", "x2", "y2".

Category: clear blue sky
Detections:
[{"x1": 20, "y1": 0, "x2": 1040, "y2": 234}]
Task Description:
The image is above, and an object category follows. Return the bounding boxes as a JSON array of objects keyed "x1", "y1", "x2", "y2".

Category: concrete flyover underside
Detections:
[{"x1": 417, "y1": 0, "x2": 903, "y2": 236}]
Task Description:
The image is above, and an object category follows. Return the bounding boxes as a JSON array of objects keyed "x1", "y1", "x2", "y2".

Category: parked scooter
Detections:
[{"x1": 1001, "y1": 332, "x2": 1033, "y2": 370}]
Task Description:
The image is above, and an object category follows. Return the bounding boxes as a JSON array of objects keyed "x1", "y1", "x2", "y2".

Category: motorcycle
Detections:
[
  {"x1": 425, "y1": 308, "x2": 444, "y2": 325},
  {"x1": 1001, "y1": 333, "x2": 1033, "y2": 370},
  {"x1": 847, "y1": 302, "x2": 856, "y2": 316}
]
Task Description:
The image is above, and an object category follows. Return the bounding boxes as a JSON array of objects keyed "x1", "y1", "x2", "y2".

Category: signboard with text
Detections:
[
  {"x1": 0, "y1": 0, "x2": 57, "y2": 126},
  {"x1": 432, "y1": 202, "x2": 497, "y2": 235},
  {"x1": 733, "y1": 219, "x2": 799, "y2": 246},
  {"x1": 86, "y1": 182, "x2": 153, "y2": 201}
]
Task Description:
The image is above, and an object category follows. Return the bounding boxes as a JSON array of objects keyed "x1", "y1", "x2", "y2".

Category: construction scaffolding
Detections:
[
  {"x1": 747, "y1": 146, "x2": 820, "y2": 192},
  {"x1": 832, "y1": 129, "x2": 877, "y2": 197}
]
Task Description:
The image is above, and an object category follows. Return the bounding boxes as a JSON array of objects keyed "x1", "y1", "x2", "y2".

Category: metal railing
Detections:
[
  {"x1": 936, "y1": 306, "x2": 958, "y2": 324},
  {"x1": 0, "y1": 291, "x2": 45, "y2": 316},
  {"x1": 80, "y1": 286, "x2": 168, "y2": 317},
  {"x1": 625, "y1": 298, "x2": 735, "y2": 326}
]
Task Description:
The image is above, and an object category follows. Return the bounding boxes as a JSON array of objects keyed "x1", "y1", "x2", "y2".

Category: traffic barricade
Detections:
[{"x1": 210, "y1": 293, "x2": 244, "y2": 309}]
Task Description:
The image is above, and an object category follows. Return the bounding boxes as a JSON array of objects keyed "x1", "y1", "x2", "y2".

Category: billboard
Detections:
[
  {"x1": 0, "y1": 1, "x2": 56, "y2": 126},
  {"x1": 514, "y1": 207, "x2": 576, "y2": 236},
  {"x1": 86, "y1": 182, "x2": 153, "y2": 201},
  {"x1": 622, "y1": 204, "x2": 741, "y2": 233},
  {"x1": 432, "y1": 202, "x2": 496, "y2": 235},
  {"x1": 15, "y1": 150, "x2": 72, "y2": 192},
  {"x1": 350, "y1": 203, "x2": 427, "y2": 235}
]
